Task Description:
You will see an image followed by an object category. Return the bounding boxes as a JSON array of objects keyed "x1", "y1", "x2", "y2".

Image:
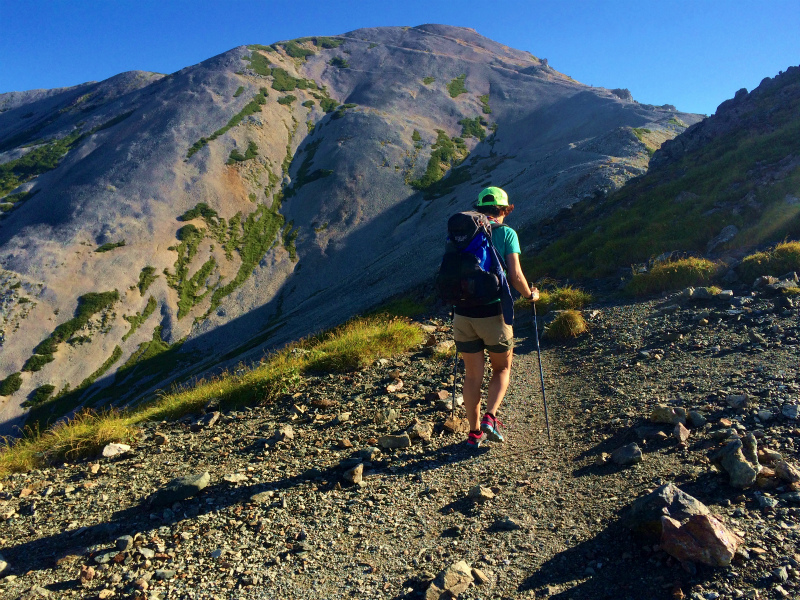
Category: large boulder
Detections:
[
  {"x1": 660, "y1": 515, "x2": 742, "y2": 567},
  {"x1": 627, "y1": 483, "x2": 711, "y2": 537}
]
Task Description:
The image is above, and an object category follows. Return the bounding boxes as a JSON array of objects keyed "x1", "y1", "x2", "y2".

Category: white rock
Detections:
[{"x1": 102, "y1": 443, "x2": 131, "y2": 458}]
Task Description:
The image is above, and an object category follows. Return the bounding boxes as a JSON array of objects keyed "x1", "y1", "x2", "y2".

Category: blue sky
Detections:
[{"x1": 1, "y1": 0, "x2": 798, "y2": 116}]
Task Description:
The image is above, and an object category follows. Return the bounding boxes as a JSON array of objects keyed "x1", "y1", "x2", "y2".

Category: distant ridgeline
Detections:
[{"x1": 0, "y1": 24, "x2": 703, "y2": 432}]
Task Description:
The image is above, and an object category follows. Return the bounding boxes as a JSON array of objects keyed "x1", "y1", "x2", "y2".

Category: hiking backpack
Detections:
[{"x1": 436, "y1": 211, "x2": 506, "y2": 307}]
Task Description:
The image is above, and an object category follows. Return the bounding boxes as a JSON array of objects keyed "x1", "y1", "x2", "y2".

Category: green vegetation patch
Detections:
[
  {"x1": 411, "y1": 130, "x2": 469, "y2": 190},
  {"x1": 30, "y1": 291, "x2": 119, "y2": 359},
  {"x1": 244, "y1": 50, "x2": 272, "y2": 76},
  {"x1": 233, "y1": 86, "x2": 245, "y2": 97},
  {"x1": 0, "y1": 372, "x2": 23, "y2": 396},
  {"x1": 206, "y1": 203, "x2": 286, "y2": 316},
  {"x1": 277, "y1": 95, "x2": 297, "y2": 106},
  {"x1": 422, "y1": 77, "x2": 435, "y2": 85},
  {"x1": 95, "y1": 240, "x2": 126, "y2": 253},
  {"x1": 479, "y1": 94, "x2": 492, "y2": 114},
  {"x1": 23, "y1": 384, "x2": 55, "y2": 408},
  {"x1": 180, "y1": 203, "x2": 218, "y2": 221},
  {"x1": 271, "y1": 68, "x2": 304, "y2": 92},
  {"x1": 330, "y1": 56, "x2": 349, "y2": 69},
  {"x1": 627, "y1": 258, "x2": 721, "y2": 296},
  {"x1": 331, "y1": 103, "x2": 357, "y2": 120},
  {"x1": 22, "y1": 353, "x2": 55, "y2": 372},
  {"x1": 738, "y1": 241, "x2": 800, "y2": 283},
  {"x1": 459, "y1": 116, "x2": 487, "y2": 141},
  {"x1": 282, "y1": 221, "x2": 299, "y2": 261},
  {"x1": 312, "y1": 37, "x2": 344, "y2": 49},
  {"x1": 280, "y1": 40, "x2": 315, "y2": 60},
  {"x1": 122, "y1": 296, "x2": 157, "y2": 341},
  {"x1": 284, "y1": 138, "x2": 333, "y2": 198},
  {"x1": 187, "y1": 88, "x2": 268, "y2": 158},
  {"x1": 1, "y1": 133, "x2": 80, "y2": 196},
  {"x1": 302, "y1": 100, "x2": 314, "y2": 108},
  {"x1": 447, "y1": 74, "x2": 468, "y2": 98},
  {"x1": 319, "y1": 98, "x2": 338, "y2": 113},
  {"x1": 227, "y1": 141, "x2": 258, "y2": 165},
  {"x1": 137, "y1": 266, "x2": 158, "y2": 295}
]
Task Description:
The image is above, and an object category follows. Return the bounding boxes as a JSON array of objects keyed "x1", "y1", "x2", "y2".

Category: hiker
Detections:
[{"x1": 453, "y1": 187, "x2": 538, "y2": 447}]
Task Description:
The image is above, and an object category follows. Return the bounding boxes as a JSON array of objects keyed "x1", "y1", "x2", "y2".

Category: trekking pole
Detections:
[
  {"x1": 451, "y1": 307, "x2": 458, "y2": 423},
  {"x1": 532, "y1": 302, "x2": 552, "y2": 443}
]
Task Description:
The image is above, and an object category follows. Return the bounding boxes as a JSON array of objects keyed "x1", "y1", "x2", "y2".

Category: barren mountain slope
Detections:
[{"x1": 0, "y1": 25, "x2": 701, "y2": 432}]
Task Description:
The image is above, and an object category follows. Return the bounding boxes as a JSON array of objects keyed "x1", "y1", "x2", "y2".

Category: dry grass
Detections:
[
  {"x1": 738, "y1": 241, "x2": 800, "y2": 284},
  {"x1": 544, "y1": 310, "x2": 588, "y2": 340},
  {"x1": 0, "y1": 316, "x2": 424, "y2": 477},
  {"x1": 514, "y1": 285, "x2": 593, "y2": 315},
  {"x1": 627, "y1": 258, "x2": 721, "y2": 296}
]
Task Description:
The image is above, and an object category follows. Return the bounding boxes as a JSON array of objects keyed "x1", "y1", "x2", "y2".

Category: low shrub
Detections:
[
  {"x1": 22, "y1": 354, "x2": 54, "y2": 372},
  {"x1": 447, "y1": 74, "x2": 467, "y2": 98},
  {"x1": 277, "y1": 95, "x2": 297, "y2": 106},
  {"x1": 23, "y1": 384, "x2": 55, "y2": 408},
  {"x1": 329, "y1": 56, "x2": 349, "y2": 69},
  {"x1": 422, "y1": 77, "x2": 435, "y2": 85},
  {"x1": 233, "y1": 86, "x2": 245, "y2": 97},
  {"x1": 627, "y1": 258, "x2": 720, "y2": 295},
  {"x1": 738, "y1": 241, "x2": 800, "y2": 283},
  {"x1": 0, "y1": 372, "x2": 23, "y2": 396},
  {"x1": 544, "y1": 310, "x2": 588, "y2": 340},
  {"x1": 95, "y1": 240, "x2": 126, "y2": 253}
]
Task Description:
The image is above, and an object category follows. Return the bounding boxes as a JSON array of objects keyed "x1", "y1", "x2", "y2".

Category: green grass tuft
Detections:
[
  {"x1": 627, "y1": 258, "x2": 721, "y2": 295},
  {"x1": 516, "y1": 286, "x2": 593, "y2": 315},
  {"x1": 544, "y1": 310, "x2": 588, "y2": 340},
  {"x1": 738, "y1": 241, "x2": 800, "y2": 283},
  {"x1": 422, "y1": 76, "x2": 435, "y2": 85}
]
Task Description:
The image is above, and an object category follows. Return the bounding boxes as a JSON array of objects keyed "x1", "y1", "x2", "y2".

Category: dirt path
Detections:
[{"x1": 1, "y1": 290, "x2": 798, "y2": 600}]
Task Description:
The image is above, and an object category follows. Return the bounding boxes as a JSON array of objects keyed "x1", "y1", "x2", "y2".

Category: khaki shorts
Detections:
[{"x1": 453, "y1": 313, "x2": 514, "y2": 354}]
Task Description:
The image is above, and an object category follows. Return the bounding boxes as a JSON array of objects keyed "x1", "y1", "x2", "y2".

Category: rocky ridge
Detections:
[{"x1": 0, "y1": 273, "x2": 798, "y2": 599}]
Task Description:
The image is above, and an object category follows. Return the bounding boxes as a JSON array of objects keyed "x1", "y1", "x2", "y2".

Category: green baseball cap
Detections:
[{"x1": 476, "y1": 186, "x2": 509, "y2": 207}]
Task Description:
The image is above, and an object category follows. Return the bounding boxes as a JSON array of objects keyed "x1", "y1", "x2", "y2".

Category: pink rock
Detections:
[
  {"x1": 660, "y1": 515, "x2": 742, "y2": 567},
  {"x1": 674, "y1": 422, "x2": 691, "y2": 444}
]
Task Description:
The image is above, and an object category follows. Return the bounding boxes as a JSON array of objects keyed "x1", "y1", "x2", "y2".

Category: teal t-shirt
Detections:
[{"x1": 491, "y1": 225, "x2": 521, "y2": 265}]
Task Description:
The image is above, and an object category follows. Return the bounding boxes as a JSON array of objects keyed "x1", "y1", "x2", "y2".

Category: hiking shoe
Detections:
[
  {"x1": 480, "y1": 413, "x2": 505, "y2": 442},
  {"x1": 467, "y1": 430, "x2": 485, "y2": 448}
]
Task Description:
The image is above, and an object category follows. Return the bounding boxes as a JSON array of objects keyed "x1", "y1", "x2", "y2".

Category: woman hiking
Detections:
[{"x1": 453, "y1": 186, "x2": 539, "y2": 447}]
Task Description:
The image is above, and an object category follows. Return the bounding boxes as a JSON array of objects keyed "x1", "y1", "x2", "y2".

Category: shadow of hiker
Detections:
[{"x1": 2, "y1": 436, "x2": 482, "y2": 579}]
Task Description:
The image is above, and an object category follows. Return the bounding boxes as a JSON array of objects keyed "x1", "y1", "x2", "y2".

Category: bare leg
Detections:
[
  {"x1": 485, "y1": 349, "x2": 513, "y2": 417},
  {"x1": 460, "y1": 351, "x2": 486, "y2": 432}
]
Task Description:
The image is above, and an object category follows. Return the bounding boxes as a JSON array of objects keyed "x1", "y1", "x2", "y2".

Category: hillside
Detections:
[
  {"x1": 524, "y1": 65, "x2": 800, "y2": 282},
  {"x1": 0, "y1": 25, "x2": 701, "y2": 433}
]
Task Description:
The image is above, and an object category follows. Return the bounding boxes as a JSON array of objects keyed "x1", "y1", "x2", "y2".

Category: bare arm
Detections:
[{"x1": 506, "y1": 253, "x2": 539, "y2": 301}]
